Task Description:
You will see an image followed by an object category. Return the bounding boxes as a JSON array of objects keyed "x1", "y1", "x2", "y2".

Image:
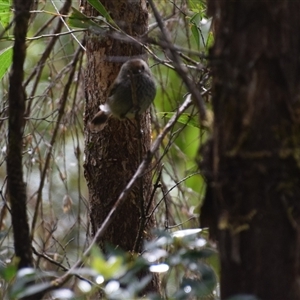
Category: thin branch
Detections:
[
  {"x1": 166, "y1": 216, "x2": 198, "y2": 229},
  {"x1": 50, "y1": 94, "x2": 193, "y2": 289},
  {"x1": 50, "y1": 0, "x2": 86, "y2": 51},
  {"x1": 26, "y1": 29, "x2": 86, "y2": 41},
  {"x1": 0, "y1": 18, "x2": 15, "y2": 40},
  {"x1": 92, "y1": 94, "x2": 193, "y2": 244},
  {"x1": 145, "y1": 166, "x2": 163, "y2": 216},
  {"x1": 31, "y1": 246, "x2": 95, "y2": 287},
  {"x1": 24, "y1": 0, "x2": 72, "y2": 90},
  {"x1": 147, "y1": 0, "x2": 207, "y2": 122},
  {"x1": 146, "y1": 171, "x2": 201, "y2": 224},
  {"x1": 30, "y1": 41, "x2": 85, "y2": 240}
]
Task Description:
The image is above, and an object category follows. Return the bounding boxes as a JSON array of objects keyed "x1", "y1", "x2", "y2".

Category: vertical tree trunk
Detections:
[
  {"x1": 7, "y1": 0, "x2": 33, "y2": 270},
  {"x1": 83, "y1": 0, "x2": 158, "y2": 292},
  {"x1": 201, "y1": 1, "x2": 300, "y2": 299}
]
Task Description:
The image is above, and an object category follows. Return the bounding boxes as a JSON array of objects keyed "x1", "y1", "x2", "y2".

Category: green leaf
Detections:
[
  {"x1": 188, "y1": 0, "x2": 206, "y2": 14},
  {"x1": 206, "y1": 30, "x2": 214, "y2": 51},
  {"x1": 205, "y1": 249, "x2": 220, "y2": 279},
  {"x1": 181, "y1": 248, "x2": 216, "y2": 261},
  {"x1": 157, "y1": 112, "x2": 200, "y2": 128},
  {"x1": 15, "y1": 282, "x2": 52, "y2": 299},
  {"x1": 0, "y1": 0, "x2": 12, "y2": 29},
  {"x1": 106, "y1": 255, "x2": 126, "y2": 277},
  {"x1": 175, "y1": 265, "x2": 216, "y2": 298},
  {"x1": 125, "y1": 275, "x2": 152, "y2": 295},
  {"x1": 86, "y1": 0, "x2": 114, "y2": 24},
  {"x1": 0, "y1": 46, "x2": 12, "y2": 80},
  {"x1": 68, "y1": 7, "x2": 110, "y2": 36},
  {"x1": 180, "y1": 274, "x2": 216, "y2": 297},
  {"x1": 89, "y1": 247, "x2": 126, "y2": 279},
  {"x1": 90, "y1": 251, "x2": 109, "y2": 275},
  {"x1": 198, "y1": 263, "x2": 217, "y2": 288},
  {"x1": 68, "y1": 7, "x2": 98, "y2": 29},
  {"x1": 0, "y1": 263, "x2": 17, "y2": 281},
  {"x1": 190, "y1": 11, "x2": 201, "y2": 25},
  {"x1": 190, "y1": 24, "x2": 200, "y2": 50},
  {"x1": 190, "y1": 13, "x2": 202, "y2": 49}
]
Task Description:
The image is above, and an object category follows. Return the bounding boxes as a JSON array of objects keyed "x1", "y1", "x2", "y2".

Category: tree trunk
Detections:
[
  {"x1": 201, "y1": 1, "x2": 300, "y2": 299},
  {"x1": 7, "y1": 0, "x2": 33, "y2": 270},
  {"x1": 83, "y1": 0, "x2": 158, "y2": 293}
]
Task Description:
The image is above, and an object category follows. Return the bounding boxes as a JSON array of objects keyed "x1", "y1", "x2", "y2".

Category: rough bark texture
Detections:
[
  {"x1": 7, "y1": 0, "x2": 33, "y2": 269},
  {"x1": 83, "y1": 0, "x2": 158, "y2": 292},
  {"x1": 201, "y1": 1, "x2": 300, "y2": 299}
]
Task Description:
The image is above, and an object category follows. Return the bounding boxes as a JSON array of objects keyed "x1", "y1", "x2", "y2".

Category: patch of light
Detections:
[
  {"x1": 184, "y1": 285, "x2": 192, "y2": 294},
  {"x1": 51, "y1": 289, "x2": 74, "y2": 299},
  {"x1": 105, "y1": 280, "x2": 120, "y2": 294},
  {"x1": 17, "y1": 268, "x2": 35, "y2": 278},
  {"x1": 172, "y1": 228, "x2": 202, "y2": 238},
  {"x1": 78, "y1": 280, "x2": 92, "y2": 293},
  {"x1": 96, "y1": 275, "x2": 104, "y2": 284},
  {"x1": 143, "y1": 249, "x2": 167, "y2": 262},
  {"x1": 149, "y1": 263, "x2": 169, "y2": 273}
]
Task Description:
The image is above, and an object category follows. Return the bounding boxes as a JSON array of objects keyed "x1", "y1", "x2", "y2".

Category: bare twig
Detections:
[
  {"x1": 49, "y1": 94, "x2": 193, "y2": 289},
  {"x1": 30, "y1": 41, "x2": 85, "y2": 240},
  {"x1": 146, "y1": 171, "x2": 201, "y2": 225},
  {"x1": 147, "y1": 0, "x2": 207, "y2": 122},
  {"x1": 24, "y1": 0, "x2": 72, "y2": 91},
  {"x1": 50, "y1": 0, "x2": 86, "y2": 51},
  {"x1": 26, "y1": 29, "x2": 86, "y2": 41}
]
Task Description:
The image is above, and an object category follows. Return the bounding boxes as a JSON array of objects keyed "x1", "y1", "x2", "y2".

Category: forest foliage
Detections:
[{"x1": 0, "y1": 0, "x2": 218, "y2": 299}]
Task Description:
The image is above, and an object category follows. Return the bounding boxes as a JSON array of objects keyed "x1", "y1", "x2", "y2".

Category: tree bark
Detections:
[
  {"x1": 83, "y1": 0, "x2": 158, "y2": 293},
  {"x1": 7, "y1": 0, "x2": 33, "y2": 270},
  {"x1": 201, "y1": 1, "x2": 300, "y2": 299}
]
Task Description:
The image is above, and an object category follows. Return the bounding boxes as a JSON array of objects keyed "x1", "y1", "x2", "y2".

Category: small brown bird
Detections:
[{"x1": 89, "y1": 58, "x2": 156, "y2": 131}]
